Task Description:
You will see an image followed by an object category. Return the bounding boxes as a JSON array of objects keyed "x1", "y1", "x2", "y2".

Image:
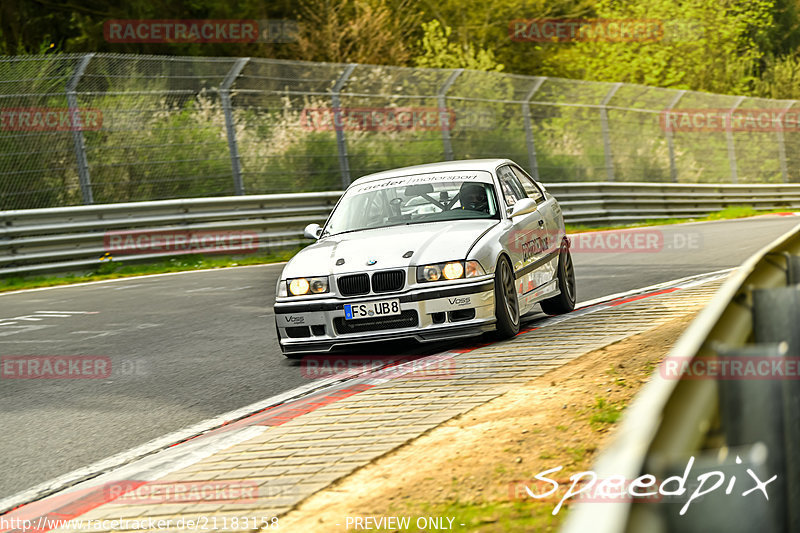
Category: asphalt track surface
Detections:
[{"x1": 1, "y1": 216, "x2": 798, "y2": 500}]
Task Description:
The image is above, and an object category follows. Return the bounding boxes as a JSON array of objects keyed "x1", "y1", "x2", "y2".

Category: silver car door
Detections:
[
  {"x1": 496, "y1": 165, "x2": 545, "y2": 313},
  {"x1": 511, "y1": 165, "x2": 559, "y2": 285}
]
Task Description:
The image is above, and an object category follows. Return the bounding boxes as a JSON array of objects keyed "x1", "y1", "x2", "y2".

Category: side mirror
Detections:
[
  {"x1": 303, "y1": 223, "x2": 323, "y2": 240},
  {"x1": 509, "y1": 198, "x2": 537, "y2": 218}
]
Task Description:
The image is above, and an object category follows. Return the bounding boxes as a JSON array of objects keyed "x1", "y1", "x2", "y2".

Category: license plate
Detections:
[{"x1": 344, "y1": 299, "x2": 401, "y2": 320}]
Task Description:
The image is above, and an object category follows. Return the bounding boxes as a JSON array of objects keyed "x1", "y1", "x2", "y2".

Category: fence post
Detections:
[
  {"x1": 600, "y1": 83, "x2": 622, "y2": 181},
  {"x1": 777, "y1": 101, "x2": 794, "y2": 183},
  {"x1": 438, "y1": 69, "x2": 463, "y2": 161},
  {"x1": 664, "y1": 90, "x2": 686, "y2": 183},
  {"x1": 523, "y1": 77, "x2": 546, "y2": 181},
  {"x1": 727, "y1": 96, "x2": 745, "y2": 184},
  {"x1": 332, "y1": 64, "x2": 357, "y2": 188},
  {"x1": 220, "y1": 58, "x2": 249, "y2": 195},
  {"x1": 66, "y1": 53, "x2": 95, "y2": 205}
]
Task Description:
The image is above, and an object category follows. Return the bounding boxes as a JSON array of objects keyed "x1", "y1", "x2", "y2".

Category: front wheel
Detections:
[
  {"x1": 494, "y1": 256, "x2": 520, "y2": 338},
  {"x1": 540, "y1": 240, "x2": 576, "y2": 315}
]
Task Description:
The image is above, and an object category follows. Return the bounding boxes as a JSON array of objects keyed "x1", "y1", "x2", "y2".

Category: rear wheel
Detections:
[
  {"x1": 494, "y1": 256, "x2": 520, "y2": 338},
  {"x1": 540, "y1": 240, "x2": 576, "y2": 315}
]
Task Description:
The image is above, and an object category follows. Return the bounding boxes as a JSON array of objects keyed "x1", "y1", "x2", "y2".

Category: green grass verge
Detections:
[
  {"x1": 1, "y1": 205, "x2": 793, "y2": 294},
  {"x1": 0, "y1": 247, "x2": 304, "y2": 293},
  {"x1": 564, "y1": 205, "x2": 791, "y2": 233}
]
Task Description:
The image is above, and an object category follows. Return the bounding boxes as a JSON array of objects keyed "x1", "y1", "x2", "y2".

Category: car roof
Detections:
[{"x1": 351, "y1": 159, "x2": 513, "y2": 185}]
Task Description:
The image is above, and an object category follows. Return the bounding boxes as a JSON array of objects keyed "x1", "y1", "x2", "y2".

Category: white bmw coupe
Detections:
[{"x1": 274, "y1": 159, "x2": 575, "y2": 356}]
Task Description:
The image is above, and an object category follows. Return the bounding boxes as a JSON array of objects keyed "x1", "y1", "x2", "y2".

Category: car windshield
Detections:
[{"x1": 322, "y1": 172, "x2": 500, "y2": 236}]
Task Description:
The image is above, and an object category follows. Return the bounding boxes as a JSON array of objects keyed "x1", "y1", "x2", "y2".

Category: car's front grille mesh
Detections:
[
  {"x1": 337, "y1": 273, "x2": 370, "y2": 296},
  {"x1": 337, "y1": 270, "x2": 405, "y2": 296},
  {"x1": 372, "y1": 270, "x2": 405, "y2": 293},
  {"x1": 334, "y1": 310, "x2": 418, "y2": 334}
]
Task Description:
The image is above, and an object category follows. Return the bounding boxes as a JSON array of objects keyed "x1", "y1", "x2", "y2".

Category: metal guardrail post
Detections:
[
  {"x1": 220, "y1": 58, "x2": 250, "y2": 196},
  {"x1": 438, "y1": 69, "x2": 463, "y2": 161},
  {"x1": 716, "y1": 342, "x2": 788, "y2": 532},
  {"x1": 66, "y1": 53, "x2": 95, "y2": 205},
  {"x1": 777, "y1": 101, "x2": 795, "y2": 184},
  {"x1": 523, "y1": 77, "x2": 546, "y2": 180},
  {"x1": 331, "y1": 64, "x2": 357, "y2": 188},
  {"x1": 600, "y1": 83, "x2": 623, "y2": 181},
  {"x1": 665, "y1": 90, "x2": 686, "y2": 182},
  {"x1": 753, "y1": 284, "x2": 800, "y2": 532},
  {"x1": 726, "y1": 96, "x2": 746, "y2": 184}
]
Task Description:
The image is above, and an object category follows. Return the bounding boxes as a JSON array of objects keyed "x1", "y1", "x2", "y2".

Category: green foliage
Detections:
[
  {"x1": 753, "y1": 54, "x2": 800, "y2": 99},
  {"x1": 414, "y1": 20, "x2": 504, "y2": 72},
  {"x1": 589, "y1": 396, "x2": 622, "y2": 428},
  {"x1": 544, "y1": 0, "x2": 774, "y2": 93}
]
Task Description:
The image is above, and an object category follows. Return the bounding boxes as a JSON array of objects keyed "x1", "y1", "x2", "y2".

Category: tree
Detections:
[
  {"x1": 413, "y1": 20, "x2": 503, "y2": 71},
  {"x1": 540, "y1": 0, "x2": 776, "y2": 94},
  {"x1": 292, "y1": 0, "x2": 422, "y2": 65}
]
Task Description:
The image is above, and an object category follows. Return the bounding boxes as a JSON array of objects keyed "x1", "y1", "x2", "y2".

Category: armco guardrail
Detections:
[
  {"x1": 2, "y1": 182, "x2": 800, "y2": 277},
  {"x1": 562, "y1": 223, "x2": 800, "y2": 533},
  {"x1": 0, "y1": 192, "x2": 341, "y2": 276}
]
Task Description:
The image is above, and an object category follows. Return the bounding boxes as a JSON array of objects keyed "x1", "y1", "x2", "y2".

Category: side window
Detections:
[
  {"x1": 496, "y1": 165, "x2": 527, "y2": 207},
  {"x1": 511, "y1": 166, "x2": 544, "y2": 203}
]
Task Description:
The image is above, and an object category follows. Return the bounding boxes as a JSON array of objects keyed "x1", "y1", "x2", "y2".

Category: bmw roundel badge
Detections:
[{"x1": 366, "y1": 259, "x2": 377, "y2": 265}]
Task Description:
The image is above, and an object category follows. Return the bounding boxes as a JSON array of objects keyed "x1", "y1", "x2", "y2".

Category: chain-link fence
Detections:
[{"x1": 2, "y1": 53, "x2": 799, "y2": 210}]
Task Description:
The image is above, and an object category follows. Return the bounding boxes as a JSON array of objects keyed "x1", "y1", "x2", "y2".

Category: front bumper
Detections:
[{"x1": 274, "y1": 277, "x2": 496, "y2": 354}]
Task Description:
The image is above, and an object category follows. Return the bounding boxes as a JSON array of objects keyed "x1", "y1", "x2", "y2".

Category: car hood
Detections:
[{"x1": 282, "y1": 220, "x2": 498, "y2": 278}]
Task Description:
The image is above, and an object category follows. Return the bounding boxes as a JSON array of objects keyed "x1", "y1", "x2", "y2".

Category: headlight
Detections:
[
  {"x1": 417, "y1": 260, "x2": 485, "y2": 282},
  {"x1": 421, "y1": 264, "x2": 442, "y2": 282},
  {"x1": 287, "y1": 276, "x2": 329, "y2": 296},
  {"x1": 442, "y1": 261, "x2": 464, "y2": 280}
]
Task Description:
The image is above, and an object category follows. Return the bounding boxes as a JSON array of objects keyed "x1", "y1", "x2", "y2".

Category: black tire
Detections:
[
  {"x1": 494, "y1": 256, "x2": 520, "y2": 338},
  {"x1": 540, "y1": 240, "x2": 576, "y2": 315}
]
